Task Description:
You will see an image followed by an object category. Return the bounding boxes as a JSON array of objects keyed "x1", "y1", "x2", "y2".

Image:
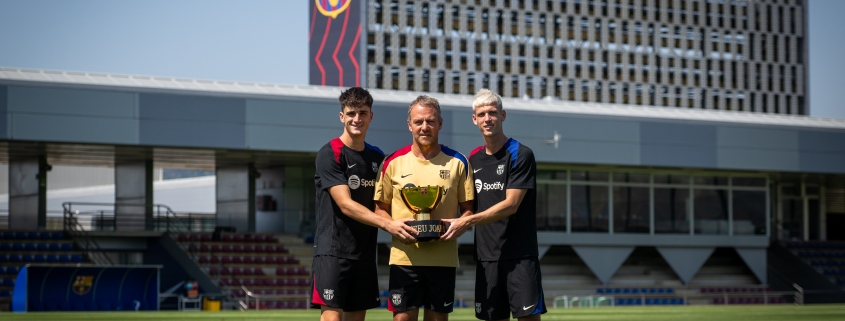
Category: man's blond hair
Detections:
[{"x1": 472, "y1": 89, "x2": 503, "y2": 111}]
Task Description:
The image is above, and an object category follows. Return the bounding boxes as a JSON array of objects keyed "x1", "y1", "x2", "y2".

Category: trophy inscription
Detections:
[{"x1": 399, "y1": 185, "x2": 444, "y2": 242}]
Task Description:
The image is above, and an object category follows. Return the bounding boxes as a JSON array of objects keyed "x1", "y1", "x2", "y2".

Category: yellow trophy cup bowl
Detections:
[{"x1": 399, "y1": 185, "x2": 444, "y2": 242}]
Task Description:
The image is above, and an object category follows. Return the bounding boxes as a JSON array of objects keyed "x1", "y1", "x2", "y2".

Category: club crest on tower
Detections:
[{"x1": 315, "y1": 0, "x2": 351, "y2": 19}]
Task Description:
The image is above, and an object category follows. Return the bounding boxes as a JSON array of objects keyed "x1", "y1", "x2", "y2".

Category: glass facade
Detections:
[{"x1": 536, "y1": 169, "x2": 768, "y2": 235}]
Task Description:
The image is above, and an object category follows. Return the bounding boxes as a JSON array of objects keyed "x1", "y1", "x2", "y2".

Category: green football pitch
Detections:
[{"x1": 3, "y1": 305, "x2": 845, "y2": 321}]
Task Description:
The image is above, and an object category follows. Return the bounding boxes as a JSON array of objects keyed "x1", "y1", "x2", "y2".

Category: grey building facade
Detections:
[{"x1": 364, "y1": 0, "x2": 807, "y2": 114}]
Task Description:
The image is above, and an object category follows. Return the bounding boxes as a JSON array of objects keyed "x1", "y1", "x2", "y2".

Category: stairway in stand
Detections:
[{"x1": 176, "y1": 233, "x2": 314, "y2": 309}]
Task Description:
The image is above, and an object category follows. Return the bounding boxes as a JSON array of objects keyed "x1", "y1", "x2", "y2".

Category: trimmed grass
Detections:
[{"x1": 3, "y1": 305, "x2": 845, "y2": 321}]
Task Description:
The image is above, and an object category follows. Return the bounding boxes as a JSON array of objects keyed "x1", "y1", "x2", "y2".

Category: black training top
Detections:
[
  {"x1": 313, "y1": 137, "x2": 385, "y2": 260},
  {"x1": 469, "y1": 138, "x2": 539, "y2": 261}
]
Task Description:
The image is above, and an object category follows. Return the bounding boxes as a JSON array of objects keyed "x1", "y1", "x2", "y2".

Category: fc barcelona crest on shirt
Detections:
[
  {"x1": 372, "y1": 162, "x2": 378, "y2": 173},
  {"x1": 73, "y1": 275, "x2": 93, "y2": 295},
  {"x1": 323, "y1": 289, "x2": 334, "y2": 300},
  {"x1": 440, "y1": 170, "x2": 450, "y2": 180},
  {"x1": 391, "y1": 293, "x2": 402, "y2": 305},
  {"x1": 497, "y1": 165, "x2": 505, "y2": 175}
]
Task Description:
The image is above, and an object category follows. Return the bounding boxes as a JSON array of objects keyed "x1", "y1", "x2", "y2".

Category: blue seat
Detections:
[
  {"x1": 25, "y1": 243, "x2": 36, "y2": 251},
  {"x1": 9, "y1": 255, "x2": 21, "y2": 262},
  {"x1": 15, "y1": 232, "x2": 27, "y2": 239},
  {"x1": 37, "y1": 243, "x2": 49, "y2": 251},
  {"x1": 27, "y1": 232, "x2": 39, "y2": 240},
  {"x1": 2, "y1": 278, "x2": 13, "y2": 286},
  {"x1": 39, "y1": 232, "x2": 51, "y2": 240},
  {"x1": 12, "y1": 244, "x2": 24, "y2": 251},
  {"x1": 21, "y1": 254, "x2": 33, "y2": 262},
  {"x1": 51, "y1": 232, "x2": 64, "y2": 240},
  {"x1": 0, "y1": 255, "x2": 8, "y2": 262},
  {"x1": 0, "y1": 290, "x2": 10, "y2": 297},
  {"x1": 666, "y1": 288, "x2": 675, "y2": 293},
  {"x1": 61, "y1": 243, "x2": 73, "y2": 251},
  {"x1": 46, "y1": 255, "x2": 59, "y2": 263},
  {"x1": 71, "y1": 255, "x2": 83, "y2": 262},
  {"x1": 48, "y1": 243, "x2": 60, "y2": 251},
  {"x1": 58, "y1": 255, "x2": 70, "y2": 263},
  {"x1": 0, "y1": 244, "x2": 10, "y2": 251},
  {"x1": 34, "y1": 255, "x2": 46, "y2": 262}
]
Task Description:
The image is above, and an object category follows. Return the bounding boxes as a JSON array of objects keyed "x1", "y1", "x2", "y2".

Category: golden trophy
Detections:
[{"x1": 399, "y1": 185, "x2": 444, "y2": 242}]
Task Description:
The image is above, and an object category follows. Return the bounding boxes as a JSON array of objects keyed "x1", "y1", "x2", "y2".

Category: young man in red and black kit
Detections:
[
  {"x1": 441, "y1": 89, "x2": 547, "y2": 321},
  {"x1": 312, "y1": 87, "x2": 418, "y2": 321}
]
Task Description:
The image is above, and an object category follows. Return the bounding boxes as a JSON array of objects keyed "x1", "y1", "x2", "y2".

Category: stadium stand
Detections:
[
  {"x1": 175, "y1": 232, "x2": 313, "y2": 309},
  {"x1": 785, "y1": 241, "x2": 845, "y2": 289},
  {"x1": 0, "y1": 230, "x2": 90, "y2": 311}
]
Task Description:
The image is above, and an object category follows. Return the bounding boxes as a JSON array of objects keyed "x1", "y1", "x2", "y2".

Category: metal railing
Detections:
[
  {"x1": 240, "y1": 285, "x2": 310, "y2": 311},
  {"x1": 552, "y1": 290, "x2": 799, "y2": 308},
  {"x1": 61, "y1": 202, "x2": 215, "y2": 265}
]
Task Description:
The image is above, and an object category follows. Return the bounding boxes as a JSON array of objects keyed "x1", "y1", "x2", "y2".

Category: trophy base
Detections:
[{"x1": 408, "y1": 220, "x2": 443, "y2": 242}]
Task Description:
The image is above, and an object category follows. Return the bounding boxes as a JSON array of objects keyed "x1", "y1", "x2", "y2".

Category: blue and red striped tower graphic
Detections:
[{"x1": 309, "y1": 0, "x2": 363, "y2": 87}]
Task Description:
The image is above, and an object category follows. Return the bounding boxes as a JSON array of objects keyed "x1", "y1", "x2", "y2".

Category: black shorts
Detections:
[
  {"x1": 310, "y1": 255, "x2": 380, "y2": 312},
  {"x1": 475, "y1": 257, "x2": 547, "y2": 320},
  {"x1": 387, "y1": 265, "x2": 456, "y2": 313}
]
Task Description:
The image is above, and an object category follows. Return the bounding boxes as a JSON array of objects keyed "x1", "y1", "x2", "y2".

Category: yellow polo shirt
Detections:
[{"x1": 375, "y1": 144, "x2": 474, "y2": 267}]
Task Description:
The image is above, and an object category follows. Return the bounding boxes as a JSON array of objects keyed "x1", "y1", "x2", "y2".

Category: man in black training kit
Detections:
[
  {"x1": 312, "y1": 87, "x2": 418, "y2": 321},
  {"x1": 441, "y1": 89, "x2": 547, "y2": 321}
]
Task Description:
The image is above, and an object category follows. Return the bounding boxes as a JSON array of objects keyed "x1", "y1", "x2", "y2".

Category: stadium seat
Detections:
[
  {"x1": 0, "y1": 243, "x2": 10, "y2": 251},
  {"x1": 25, "y1": 243, "x2": 36, "y2": 251},
  {"x1": 12, "y1": 244, "x2": 24, "y2": 251},
  {"x1": 27, "y1": 232, "x2": 39, "y2": 239},
  {"x1": 46, "y1": 255, "x2": 59, "y2": 262},
  {"x1": 61, "y1": 243, "x2": 73, "y2": 251},
  {"x1": 36, "y1": 243, "x2": 49, "y2": 251},
  {"x1": 22, "y1": 254, "x2": 33, "y2": 262},
  {"x1": 71, "y1": 255, "x2": 83, "y2": 262}
]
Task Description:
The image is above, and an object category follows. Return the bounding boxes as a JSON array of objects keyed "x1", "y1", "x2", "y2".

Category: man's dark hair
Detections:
[{"x1": 338, "y1": 87, "x2": 373, "y2": 110}]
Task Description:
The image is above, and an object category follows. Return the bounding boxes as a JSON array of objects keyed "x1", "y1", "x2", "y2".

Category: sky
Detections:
[{"x1": 0, "y1": 0, "x2": 843, "y2": 119}]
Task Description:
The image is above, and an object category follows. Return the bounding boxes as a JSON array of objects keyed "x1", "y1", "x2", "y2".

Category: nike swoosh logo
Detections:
[
  {"x1": 348, "y1": 164, "x2": 356, "y2": 168},
  {"x1": 401, "y1": 174, "x2": 412, "y2": 178},
  {"x1": 444, "y1": 302, "x2": 453, "y2": 306},
  {"x1": 522, "y1": 304, "x2": 535, "y2": 310},
  {"x1": 474, "y1": 168, "x2": 482, "y2": 173}
]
